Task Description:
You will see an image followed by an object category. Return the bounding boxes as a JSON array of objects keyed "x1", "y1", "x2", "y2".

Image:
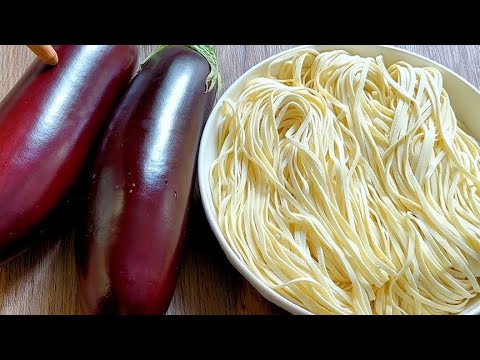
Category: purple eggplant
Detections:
[
  {"x1": 77, "y1": 45, "x2": 220, "y2": 314},
  {"x1": 0, "y1": 45, "x2": 138, "y2": 261}
]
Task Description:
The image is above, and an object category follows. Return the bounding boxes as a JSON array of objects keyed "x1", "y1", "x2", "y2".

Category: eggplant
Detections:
[
  {"x1": 77, "y1": 45, "x2": 220, "y2": 314},
  {"x1": 0, "y1": 45, "x2": 138, "y2": 261}
]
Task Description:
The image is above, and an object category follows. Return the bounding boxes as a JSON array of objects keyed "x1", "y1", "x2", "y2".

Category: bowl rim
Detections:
[{"x1": 198, "y1": 45, "x2": 480, "y2": 315}]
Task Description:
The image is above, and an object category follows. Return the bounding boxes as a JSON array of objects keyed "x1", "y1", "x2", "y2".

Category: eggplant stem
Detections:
[{"x1": 142, "y1": 45, "x2": 222, "y2": 98}]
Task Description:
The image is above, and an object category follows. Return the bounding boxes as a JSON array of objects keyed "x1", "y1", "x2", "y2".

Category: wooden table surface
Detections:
[{"x1": 0, "y1": 45, "x2": 479, "y2": 315}]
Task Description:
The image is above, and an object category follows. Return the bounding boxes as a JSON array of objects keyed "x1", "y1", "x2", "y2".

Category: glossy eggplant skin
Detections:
[
  {"x1": 0, "y1": 45, "x2": 138, "y2": 261},
  {"x1": 77, "y1": 46, "x2": 216, "y2": 314}
]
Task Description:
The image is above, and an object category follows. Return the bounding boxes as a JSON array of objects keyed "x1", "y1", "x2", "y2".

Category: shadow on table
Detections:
[{"x1": 0, "y1": 185, "x2": 82, "y2": 314}]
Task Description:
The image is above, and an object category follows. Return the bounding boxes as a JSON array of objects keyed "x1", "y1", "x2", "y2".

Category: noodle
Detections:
[{"x1": 209, "y1": 49, "x2": 480, "y2": 315}]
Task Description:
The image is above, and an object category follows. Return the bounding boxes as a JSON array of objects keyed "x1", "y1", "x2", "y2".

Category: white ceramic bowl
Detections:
[{"x1": 198, "y1": 45, "x2": 480, "y2": 315}]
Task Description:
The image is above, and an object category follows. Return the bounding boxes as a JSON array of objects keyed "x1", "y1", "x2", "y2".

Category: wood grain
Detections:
[{"x1": 0, "y1": 45, "x2": 479, "y2": 315}]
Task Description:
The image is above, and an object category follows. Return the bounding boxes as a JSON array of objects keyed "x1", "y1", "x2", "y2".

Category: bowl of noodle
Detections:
[{"x1": 198, "y1": 45, "x2": 480, "y2": 315}]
